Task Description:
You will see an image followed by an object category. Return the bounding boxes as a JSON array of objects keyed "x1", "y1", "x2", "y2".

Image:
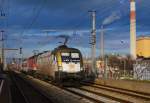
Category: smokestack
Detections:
[{"x1": 130, "y1": 0, "x2": 136, "y2": 59}]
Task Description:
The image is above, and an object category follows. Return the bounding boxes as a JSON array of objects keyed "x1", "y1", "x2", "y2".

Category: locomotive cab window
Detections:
[
  {"x1": 71, "y1": 53, "x2": 80, "y2": 62},
  {"x1": 71, "y1": 53, "x2": 79, "y2": 58},
  {"x1": 61, "y1": 52, "x2": 70, "y2": 62},
  {"x1": 61, "y1": 53, "x2": 70, "y2": 56}
]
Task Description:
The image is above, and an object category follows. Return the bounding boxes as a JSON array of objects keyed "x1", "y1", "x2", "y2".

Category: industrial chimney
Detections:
[{"x1": 130, "y1": 0, "x2": 136, "y2": 59}]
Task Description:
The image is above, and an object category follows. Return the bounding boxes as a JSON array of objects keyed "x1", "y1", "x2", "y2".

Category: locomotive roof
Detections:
[
  {"x1": 52, "y1": 45, "x2": 80, "y2": 53},
  {"x1": 54, "y1": 45, "x2": 78, "y2": 51},
  {"x1": 25, "y1": 45, "x2": 81, "y2": 60}
]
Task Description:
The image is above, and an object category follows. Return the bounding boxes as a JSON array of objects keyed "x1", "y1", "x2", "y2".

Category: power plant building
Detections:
[
  {"x1": 136, "y1": 36, "x2": 150, "y2": 58},
  {"x1": 134, "y1": 36, "x2": 150, "y2": 80}
]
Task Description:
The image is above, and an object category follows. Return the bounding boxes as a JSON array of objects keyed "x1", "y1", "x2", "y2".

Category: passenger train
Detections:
[{"x1": 22, "y1": 45, "x2": 84, "y2": 82}]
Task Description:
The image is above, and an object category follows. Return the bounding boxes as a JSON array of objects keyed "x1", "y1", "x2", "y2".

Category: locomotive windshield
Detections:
[
  {"x1": 71, "y1": 53, "x2": 79, "y2": 58},
  {"x1": 61, "y1": 53, "x2": 70, "y2": 62},
  {"x1": 71, "y1": 53, "x2": 80, "y2": 62},
  {"x1": 61, "y1": 52, "x2": 80, "y2": 62},
  {"x1": 61, "y1": 53, "x2": 70, "y2": 56}
]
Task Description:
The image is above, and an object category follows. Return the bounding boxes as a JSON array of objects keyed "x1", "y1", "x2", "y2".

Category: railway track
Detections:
[
  {"x1": 19, "y1": 73, "x2": 120, "y2": 103},
  {"x1": 12, "y1": 72, "x2": 150, "y2": 103},
  {"x1": 65, "y1": 87, "x2": 120, "y2": 103},
  {"x1": 9, "y1": 72, "x2": 53, "y2": 103},
  {"x1": 63, "y1": 82, "x2": 150, "y2": 103}
]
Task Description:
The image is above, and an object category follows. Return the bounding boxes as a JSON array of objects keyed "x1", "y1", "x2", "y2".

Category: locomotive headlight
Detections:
[
  {"x1": 80, "y1": 67, "x2": 83, "y2": 71},
  {"x1": 59, "y1": 66, "x2": 63, "y2": 71}
]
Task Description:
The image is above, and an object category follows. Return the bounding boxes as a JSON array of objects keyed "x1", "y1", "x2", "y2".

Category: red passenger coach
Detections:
[
  {"x1": 27, "y1": 56, "x2": 37, "y2": 71},
  {"x1": 22, "y1": 55, "x2": 38, "y2": 72}
]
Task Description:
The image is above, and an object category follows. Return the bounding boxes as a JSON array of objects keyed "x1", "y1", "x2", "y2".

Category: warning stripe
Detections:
[{"x1": 130, "y1": 11, "x2": 136, "y2": 20}]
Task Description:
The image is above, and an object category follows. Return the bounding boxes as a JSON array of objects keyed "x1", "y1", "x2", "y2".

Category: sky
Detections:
[{"x1": 0, "y1": 0, "x2": 150, "y2": 58}]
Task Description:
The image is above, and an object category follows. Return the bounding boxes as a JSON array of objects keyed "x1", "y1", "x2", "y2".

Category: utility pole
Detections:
[
  {"x1": 1, "y1": 30, "x2": 4, "y2": 70},
  {"x1": 124, "y1": 59, "x2": 126, "y2": 77},
  {"x1": 104, "y1": 56, "x2": 108, "y2": 79},
  {"x1": 89, "y1": 11, "x2": 96, "y2": 77},
  {"x1": 100, "y1": 25, "x2": 104, "y2": 61},
  {"x1": 0, "y1": 2, "x2": 6, "y2": 71},
  {"x1": 19, "y1": 47, "x2": 22, "y2": 70},
  {"x1": 100, "y1": 25, "x2": 106, "y2": 78},
  {"x1": 120, "y1": 41, "x2": 126, "y2": 77}
]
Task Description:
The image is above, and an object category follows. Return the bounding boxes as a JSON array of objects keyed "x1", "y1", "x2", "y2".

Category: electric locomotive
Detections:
[{"x1": 36, "y1": 45, "x2": 84, "y2": 82}]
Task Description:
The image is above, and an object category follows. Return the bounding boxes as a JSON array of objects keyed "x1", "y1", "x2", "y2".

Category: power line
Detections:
[{"x1": 20, "y1": 0, "x2": 47, "y2": 37}]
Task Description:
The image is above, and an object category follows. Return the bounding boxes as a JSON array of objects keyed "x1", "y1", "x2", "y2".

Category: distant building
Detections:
[{"x1": 136, "y1": 36, "x2": 150, "y2": 58}]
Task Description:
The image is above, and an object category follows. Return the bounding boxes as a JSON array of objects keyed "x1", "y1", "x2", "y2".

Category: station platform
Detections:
[
  {"x1": 0, "y1": 71, "x2": 92, "y2": 103},
  {"x1": 0, "y1": 73, "x2": 11, "y2": 103}
]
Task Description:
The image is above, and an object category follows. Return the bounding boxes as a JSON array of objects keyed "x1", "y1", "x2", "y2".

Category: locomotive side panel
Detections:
[
  {"x1": 37, "y1": 51, "x2": 58, "y2": 79},
  {"x1": 48, "y1": 54, "x2": 58, "y2": 78},
  {"x1": 37, "y1": 52, "x2": 50, "y2": 75}
]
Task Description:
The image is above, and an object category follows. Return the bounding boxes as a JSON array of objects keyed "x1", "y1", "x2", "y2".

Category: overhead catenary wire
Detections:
[
  {"x1": 17, "y1": 0, "x2": 47, "y2": 49},
  {"x1": 52, "y1": 1, "x2": 121, "y2": 48},
  {"x1": 0, "y1": 0, "x2": 4, "y2": 11},
  {"x1": 20, "y1": 0, "x2": 47, "y2": 37},
  {"x1": 19, "y1": 0, "x2": 120, "y2": 38},
  {"x1": 0, "y1": 0, "x2": 48, "y2": 62},
  {"x1": 7, "y1": 1, "x2": 130, "y2": 50}
]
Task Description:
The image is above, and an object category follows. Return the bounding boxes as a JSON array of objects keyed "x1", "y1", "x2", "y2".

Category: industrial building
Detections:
[
  {"x1": 134, "y1": 36, "x2": 150, "y2": 80},
  {"x1": 136, "y1": 36, "x2": 150, "y2": 58}
]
